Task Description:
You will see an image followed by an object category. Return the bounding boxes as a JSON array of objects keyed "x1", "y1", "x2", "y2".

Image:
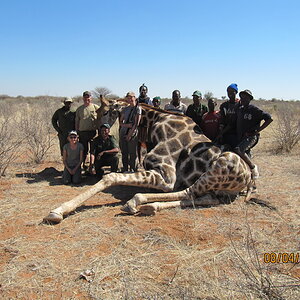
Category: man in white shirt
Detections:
[{"x1": 164, "y1": 90, "x2": 187, "y2": 114}]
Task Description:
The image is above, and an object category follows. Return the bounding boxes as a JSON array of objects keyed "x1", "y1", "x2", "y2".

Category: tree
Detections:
[
  {"x1": 92, "y1": 87, "x2": 112, "y2": 99},
  {"x1": 204, "y1": 91, "x2": 214, "y2": 100}
]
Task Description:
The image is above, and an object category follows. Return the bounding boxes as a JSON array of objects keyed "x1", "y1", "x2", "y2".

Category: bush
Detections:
[
  {"x1": 272, "y1": 105, "x2": 300, "y2": 153},
  {"x1": 20, "y1": 104, "x2": 56, "y2": 163},
  {"x1": 0, "y1": 104, "x2": 23, "y2": 176}
]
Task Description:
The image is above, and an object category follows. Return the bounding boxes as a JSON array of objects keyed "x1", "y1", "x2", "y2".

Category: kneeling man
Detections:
[{"x1": 90, "y1": 124, "x2": 119, "y2": 177}]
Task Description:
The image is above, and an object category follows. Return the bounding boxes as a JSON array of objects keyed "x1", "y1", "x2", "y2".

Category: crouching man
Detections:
[{"x1": 89, "y1": 124, "x2": 119, "y2": 178}]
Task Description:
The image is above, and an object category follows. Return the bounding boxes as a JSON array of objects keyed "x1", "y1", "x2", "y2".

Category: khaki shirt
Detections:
[{"x1": 75, "y1": 103, "x2": 100, "y2": 131}]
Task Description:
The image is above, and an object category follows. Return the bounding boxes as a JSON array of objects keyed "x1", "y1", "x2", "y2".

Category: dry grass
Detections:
[{"x1": 0, "y1": 99, "x2": 299, "y2": 299}]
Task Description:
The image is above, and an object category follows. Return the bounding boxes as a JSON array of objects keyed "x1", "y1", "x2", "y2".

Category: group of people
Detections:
[{"x1": 52, "y1": 83, "x2": 273, "y2": 184}]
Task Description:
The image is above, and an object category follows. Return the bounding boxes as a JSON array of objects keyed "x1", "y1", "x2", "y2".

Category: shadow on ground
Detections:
[{"x1": 16, "y1": 167, "x2": 99, "y2": 186}]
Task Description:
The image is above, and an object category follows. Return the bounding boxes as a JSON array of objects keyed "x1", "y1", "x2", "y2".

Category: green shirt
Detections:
[
  {"x1": 91, "y1": 135, "x2": 118, "y2": 156},
  {"x1": 75, "y1": 103, "x2": 100, "y2": 131}
]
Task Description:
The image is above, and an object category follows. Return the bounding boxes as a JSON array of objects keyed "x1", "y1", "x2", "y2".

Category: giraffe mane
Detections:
[{"x1": 139, "y1": 103, "x2": 192, "y2": 119}]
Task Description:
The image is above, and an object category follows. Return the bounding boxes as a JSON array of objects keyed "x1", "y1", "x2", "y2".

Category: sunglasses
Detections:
[{"x1": 69, "y1": 136, "x2": 77, "y2": 139}]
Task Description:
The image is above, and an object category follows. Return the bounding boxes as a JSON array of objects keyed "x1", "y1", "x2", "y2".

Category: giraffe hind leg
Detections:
[{"x1": 138, "y1": 193, "x2": 239, "y2": 216}]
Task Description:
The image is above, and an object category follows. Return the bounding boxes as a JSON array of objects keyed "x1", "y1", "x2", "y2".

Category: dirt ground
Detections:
[{"x1": 0, "y1": 134, "x2": 299, "y2": 299}]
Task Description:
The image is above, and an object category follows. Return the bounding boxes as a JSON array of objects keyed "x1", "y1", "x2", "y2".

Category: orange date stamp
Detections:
[{"x1": 263, "y1": 252, "x2": 299, "y2": 263}]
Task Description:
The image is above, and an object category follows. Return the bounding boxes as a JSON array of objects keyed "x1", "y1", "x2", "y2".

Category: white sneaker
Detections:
[{"x1": 251, "y1": 165, "x2": 259, "y2": 180}]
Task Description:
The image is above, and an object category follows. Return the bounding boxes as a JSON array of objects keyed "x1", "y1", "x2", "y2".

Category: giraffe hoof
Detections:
[
  {"x1": 120, "y1": 204, "x2": 138, "y2": 215},
  {"x1": 43, "y1": 212, "x2": 63, "y2": 224},
  {"x1": 139, "y1": 204, "x2": 157, "y2": 216}
]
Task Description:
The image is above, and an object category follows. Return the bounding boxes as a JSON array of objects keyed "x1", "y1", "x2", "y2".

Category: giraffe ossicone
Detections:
[{"x1": 44, "y1": 103, "x2": 253, "y2": 223}]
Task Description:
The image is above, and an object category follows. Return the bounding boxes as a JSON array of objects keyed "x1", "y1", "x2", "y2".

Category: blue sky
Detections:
[{"x1": 0, "y1": 0, "x2": 299, "y2": 100}]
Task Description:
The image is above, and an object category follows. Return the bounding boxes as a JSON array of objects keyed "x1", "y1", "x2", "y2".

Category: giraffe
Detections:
[
  {"x1": 96, "y1": 96, "x2": 125, "y2": 128},
  {"x1": 44, "y1": 104, "x2": 253, "y2": 223}
]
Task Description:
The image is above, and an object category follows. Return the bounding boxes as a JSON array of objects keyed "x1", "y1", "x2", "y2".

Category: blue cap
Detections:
[{"x1": 227, "y1": 83, "x2": 238, "y2": 92}]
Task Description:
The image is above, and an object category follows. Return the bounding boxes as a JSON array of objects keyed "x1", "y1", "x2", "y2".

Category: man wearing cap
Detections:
[
  {"x1": 164, "y1": 90, "x2": 187, "y2": 114},
  {"x1": 75, "y1": 91, "x2": 100, "y2": 168},
  {"x1": 152, "y1": 96, "x2": 161, "y2": 108},
  {"x1": 52, "y1": 97, "x2": 76, "y2": 155},
  {"x1": 234, "y1": 89, "x2": 273, "y2": 179},
  {"x1": 89, "y1": 124, "x2": 119, "y2": 177},
  {"x1": 216, "y1": 83, "x2": 240, "y2": 148},
  {"x1": 186, "y1": 91, "x2": 208, "y2": 127}
]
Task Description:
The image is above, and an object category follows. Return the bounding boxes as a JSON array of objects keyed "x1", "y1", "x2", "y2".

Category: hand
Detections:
[
  {"x1": 89, "y1": 165, "x2": 96, "y2": 175},
  {"x1": 69, "y1": 168, "x2": 75, "y2": 175},
  {"x1": 214, "y1": 135, "x2": 223, "y2": 144},
  {"x1": 245, "y1": 131, "x2": 258, "y2": 137},
  {"x1": 97, "y1": 152, "x2": 104, "y2": 159}
]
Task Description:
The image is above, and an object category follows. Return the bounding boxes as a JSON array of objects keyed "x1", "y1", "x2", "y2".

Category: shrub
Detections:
[
  {"x1": 272, "y1": 105, "x2": 300, "y2": 153},
  {"x1": 0, "y1": 104, "x2": 23, "y2": 176},
  {"x1": 20, "y1": 104, "x2": 56, "y2": 163}
]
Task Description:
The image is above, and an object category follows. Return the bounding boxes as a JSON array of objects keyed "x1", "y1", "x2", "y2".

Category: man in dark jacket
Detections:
[
  {"x1": 217, "y1": 83, "x2": 240, "y2": 149},
  {"x1": 52, "y1": 97, "x2": 76, "y2": 155},
  {"x1": 234, "y1": 90, "x2": 273, "y2": 179}
]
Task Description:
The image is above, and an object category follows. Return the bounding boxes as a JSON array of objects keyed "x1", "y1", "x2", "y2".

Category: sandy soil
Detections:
[{"x1": 0, "y1": 140, "x2": 299, "y2": 299}]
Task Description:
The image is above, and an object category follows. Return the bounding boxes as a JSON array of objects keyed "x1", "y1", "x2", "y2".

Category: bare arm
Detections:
[
  {"x1": 63, "y1": 149, "x2": 72, "y2": 174},
  {"x1": 246, "y1": 118, "x2": 273, "y2": 136},
  {"x1": 52, "y1": 111, "x2": 61, "y2": 134}
]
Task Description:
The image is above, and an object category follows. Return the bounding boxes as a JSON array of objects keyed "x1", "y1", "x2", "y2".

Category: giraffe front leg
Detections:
[{"x1": 44, "y1": 170, "x2": 174, "y2": 223}]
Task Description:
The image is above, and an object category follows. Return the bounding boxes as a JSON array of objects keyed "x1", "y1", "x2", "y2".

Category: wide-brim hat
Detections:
[
  {"x1": 126, "y1": 91, "x2": 135, "y2": 97},
  {"x1": 239, "y1": 89, "x2": 253, "y2": 100},
  {"x1": 64, "y1": 97, "x2": 73, "y2": 103}
]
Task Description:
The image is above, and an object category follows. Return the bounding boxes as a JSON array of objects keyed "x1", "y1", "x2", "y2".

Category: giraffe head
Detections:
[{"x1": 97, "y1": 98, "x2": 128, "y2": 127}]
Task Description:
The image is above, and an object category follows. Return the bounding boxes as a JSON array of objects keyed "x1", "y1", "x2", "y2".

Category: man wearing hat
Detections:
[
  {"x1": 89, "y1": 123, "x2": 119, "y2": 177},
  {"x1": 52, "y1": 97, "x2": 76, "y2": 155},
  {"x1": 152, "y1": 96, "x2": 161, "y2": 108},
  {"x1": 216, "y1": 83, "x2": 240, "y2": 148},
  {"x1": 75, "y1": 91, "x2": 100, "y2": 169},
  {"x1": 234, "y1": 89, "x2": 273, "y2": 179},
  {"x1": 185, "y1": 90, "x2": 208, "y2": 126}
]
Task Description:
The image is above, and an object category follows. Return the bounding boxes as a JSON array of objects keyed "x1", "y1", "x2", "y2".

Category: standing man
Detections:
[
  {"x1": 217, "y1": 83, "x2": 240, "y2": 149},
  {"x1": 201, "y1": 98, "x2": 221, "y2": 141},
  {"x1": 164, "y1": 90, "x2": 187, "y2": 114},
  {"x1": 186, "y1": 90, "x2": 208, "y2": 127},
  {"x1": 234, "y1": 90, "x2": 273, "y2": 179},
  {"x1": 152, "y1": 96, "x2": 161, "y2": 108},
  {"x1": 75, "y1": 91, "x2": 100, "y2": 169},
  {"x1": 89, "y1": 124, "x2": 119, "y2": 178},
  {"x1": 52, "y1": 97, "x2": 76, "y2": 156},
  {"x1": 137, "y1": 84, "x2": 152, "y2": 105}
]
